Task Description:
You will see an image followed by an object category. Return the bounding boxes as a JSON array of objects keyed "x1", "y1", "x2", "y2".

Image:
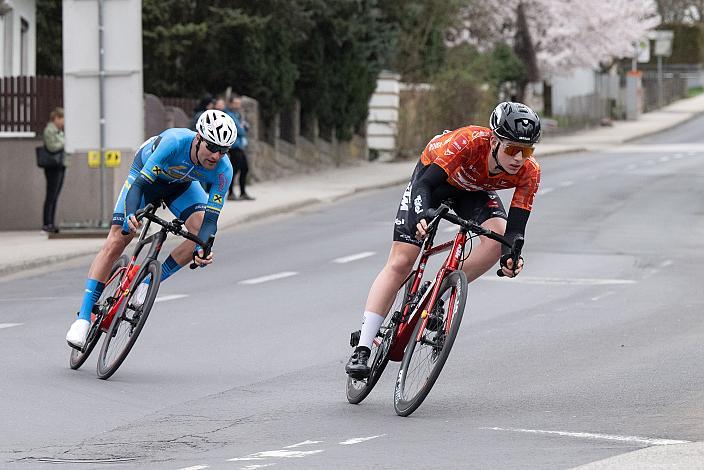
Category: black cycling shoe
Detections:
[{"x1": 345, "y1": 347, "x2": 371, "y2": 379}]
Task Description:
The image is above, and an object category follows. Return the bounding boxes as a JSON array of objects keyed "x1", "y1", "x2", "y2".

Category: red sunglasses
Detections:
[{"x1": 503, "y1": 142, "x2": 535, "y2": 158}]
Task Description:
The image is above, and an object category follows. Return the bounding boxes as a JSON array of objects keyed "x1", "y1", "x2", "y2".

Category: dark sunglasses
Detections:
[
  {"x1": 204, "y1": 140, "x2": 230, "y2": 154},
  {"x1": 503, "y1": 142, "x2": 535, "y2": 158}
]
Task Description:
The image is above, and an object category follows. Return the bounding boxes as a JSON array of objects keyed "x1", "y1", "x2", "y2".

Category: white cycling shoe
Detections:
[
  {"x1": 129, "y1": 282, "x2": 149, "y2": 309},
  {"x1": 66, "y1": 318, "x2": 90, "y2": 350}
]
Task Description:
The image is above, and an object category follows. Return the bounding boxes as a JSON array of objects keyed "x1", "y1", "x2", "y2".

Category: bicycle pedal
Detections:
[{"x1": 350, "y1": 330, "x2": 361, "y2": 347}]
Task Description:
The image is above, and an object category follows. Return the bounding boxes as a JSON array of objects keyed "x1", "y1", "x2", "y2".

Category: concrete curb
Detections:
[{"x1": 623, "y1": 109, "x2": 704, "y2": 144}]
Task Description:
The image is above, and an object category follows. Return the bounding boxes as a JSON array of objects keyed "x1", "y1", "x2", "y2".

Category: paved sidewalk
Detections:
[
  {"x1": 3, "y1": 92, "x2": 704, "y2": 277},
  {"x1": 572, "y1": 441, "x2": 704, "y2": 469}
]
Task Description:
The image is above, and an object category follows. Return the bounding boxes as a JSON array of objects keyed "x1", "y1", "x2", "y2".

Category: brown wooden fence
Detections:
[{"x1": 0, "y1": 76, "x2": 63, "y2": 133}]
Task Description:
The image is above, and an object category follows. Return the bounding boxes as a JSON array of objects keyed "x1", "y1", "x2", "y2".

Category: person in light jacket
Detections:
[{"x1": 42, "y1": 107, "x2": 65, "y2": 233}]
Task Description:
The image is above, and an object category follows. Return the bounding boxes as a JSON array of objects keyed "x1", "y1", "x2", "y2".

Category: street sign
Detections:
[
  {"x1": 653, "y1": 30, "x2": 674, "y2": 57},
  {"x1": 636, "y1": 38, "x2": 650, "y2": 63}
]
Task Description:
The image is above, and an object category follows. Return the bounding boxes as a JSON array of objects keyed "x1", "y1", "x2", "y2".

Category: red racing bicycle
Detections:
[
  {"x1": 346, "y1": 202, "x2": 523, "y2": 416},
  {"x1": 69, "y1": 203, "x2": 214, "y2": 379}
]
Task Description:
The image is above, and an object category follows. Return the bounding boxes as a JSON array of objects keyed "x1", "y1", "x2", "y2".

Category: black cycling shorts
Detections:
[{"x1": 393, "y1": 174, "x2": 508, "y2": 247}]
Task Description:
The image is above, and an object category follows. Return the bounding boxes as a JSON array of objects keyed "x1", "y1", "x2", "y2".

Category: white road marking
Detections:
[
  {"x1": 626, "y1": 164, "x2": 637, "y2": 171},
  {"x1": 239, "y1": 272, "x2": 298, "y2": 285},
  {"x1": 242, "y1": 465, "x2": 276, "y2": 470},
  {"x1": 537, "y1": 187, "x2": 555, "y2": 195},
  {"x1": 339, "y1": 435, "x2": 385, "y2": 445},
  {"x1": 659, "y1": 156, "x2": 670, "y2": 162},
  {"x1": 482, "y1": 276, "x2": 636, "y2": 286},
  {"x1": 229, "y1": 449, "x2": 323, "y2": 461},
  {"x1": 484, "y1": 427, "x2": 690, "y2": 446},
  {"x1": 155, "y1": 294, "x2": 189, "y2": 303},
  {"x1": 660, "y1": 259, "x2": 674, "y2": 268},
  {"x1": 0, "y1": 323, "x2": 23, "y2": 330},
  {"x1": 285, "y1": 440, "x2": 323, "y2": 449},
  {"x1": 559, "y1": 181, "x2": 574, "y2": 187},
  {"x1": 590, "y1": 291, "x2": 615, "y2": 301},
  {"x1": 178, "y1": 466, "x2": 209, "y2": 470},
  {"x1": 333, "y1": 252, "x2": 375, "y2": 264}
]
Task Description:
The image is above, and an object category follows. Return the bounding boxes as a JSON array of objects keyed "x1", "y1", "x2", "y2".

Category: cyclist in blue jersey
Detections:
[{"x1": 66, "y1": 110, "x2": 237, "y2": 349}]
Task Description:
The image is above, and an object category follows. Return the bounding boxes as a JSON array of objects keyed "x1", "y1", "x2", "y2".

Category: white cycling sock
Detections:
[{"x1": 358, "y1": 311, "x2": 385, "y2": 350}]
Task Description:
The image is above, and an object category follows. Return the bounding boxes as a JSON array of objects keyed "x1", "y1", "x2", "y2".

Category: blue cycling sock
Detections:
[
  {"x1": 160, "y1": 255, "x2": 182, "y2": 282},
  {"x1": 78, "y1": 278, "x2": 105, "y2": 321},
  {"x1": 141, "y1": 256, "x2": 181, "y2": 287}
]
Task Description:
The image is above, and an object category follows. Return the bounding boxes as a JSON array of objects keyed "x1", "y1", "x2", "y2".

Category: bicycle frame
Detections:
[
  {"x1": 386, "y1": 226, "x2": 469, "y2": 362},
  {"x1": 98, "y1": 216, "x2": 168, "y2": 332}
]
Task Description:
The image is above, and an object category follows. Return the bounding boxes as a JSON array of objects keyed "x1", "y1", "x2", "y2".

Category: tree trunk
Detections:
[{"x1": 513, "y1": 2, "x2": 539, "y2": 102}]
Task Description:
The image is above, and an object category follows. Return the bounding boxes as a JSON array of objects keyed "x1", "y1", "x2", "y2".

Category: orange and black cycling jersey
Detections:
[{"x1": 420, "y1": 125, "x2": 540, "y2": 211}]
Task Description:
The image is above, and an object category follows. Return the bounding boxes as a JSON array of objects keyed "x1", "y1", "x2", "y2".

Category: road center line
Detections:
[
  {"x1": 239, "y1": 272, "x2": 299, "y2": 285},
  {"x1": 484, "y1": 427, "x2": 690, "y2": 446},
  {"x1": 229, "y1": 449, "x2": 323, "y2": 461},
  {"x1": 481, "y1": 276, "x2": 636, "y2": 285},
  {"x1": 537, "y1": 187, "x2": 555, "y2": 195},
  {"x1": 155, "y1": 294, "x2": 189, "y2": 303},
  {"x1": 339, "y1": 434, "x2": 385, "y2": 445},
  {"x1": 559, "y1": 181, "x2": 574, "y2": 187},
  {"x1": 178, "y1": 465, "x2": 210, "y2": 470},
  {"x1": 333, "y1": 252, "x2": 376, "y2": 264},
  {"x1": 285, "y1": 440, "x2": 323, "y2": 448},
  {"x1": 0, "y1": 323, "x2": 23, "y2": 330}
]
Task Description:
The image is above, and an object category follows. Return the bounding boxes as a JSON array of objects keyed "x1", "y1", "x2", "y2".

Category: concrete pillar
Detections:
[{"x1": 367, "y1": 70, "x2": 400, "y2": 161}]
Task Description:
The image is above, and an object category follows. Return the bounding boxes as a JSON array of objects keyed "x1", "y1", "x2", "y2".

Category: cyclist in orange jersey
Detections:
[{"x1": 346, "y1": 102, "x2": 542, "y2": 379}]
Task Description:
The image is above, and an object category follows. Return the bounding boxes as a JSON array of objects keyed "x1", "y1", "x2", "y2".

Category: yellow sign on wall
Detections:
[
  {"x1": 87, "y1": 150, "x2": 122, "y2": 168},
  {"x1": 105, "y1": 150, "x2": 121, "y2": 168}
]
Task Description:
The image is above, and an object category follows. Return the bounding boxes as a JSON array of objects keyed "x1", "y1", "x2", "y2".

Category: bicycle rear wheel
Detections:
[
  {"x1": 394, "y1": 270, "x2": 468, "y2": 417},
  {"x1": 70, "y1": 256, "x2": 128, "y2": 370},
  {"x1": 96, "y1": 259, "x2": 162, "y2": 380},
  {"x1": 346, "y1": 276, "x2": 413, "y2": 404}
]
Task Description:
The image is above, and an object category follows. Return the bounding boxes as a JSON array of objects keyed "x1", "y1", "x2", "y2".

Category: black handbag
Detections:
[{"x1": 36, "y1": 146, "x2": 65, "y2": 168}]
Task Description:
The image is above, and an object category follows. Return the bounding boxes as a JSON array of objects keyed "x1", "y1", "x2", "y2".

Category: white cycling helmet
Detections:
[{"x1": 196, "y1": 109, "x2": 237, "y2": 147}]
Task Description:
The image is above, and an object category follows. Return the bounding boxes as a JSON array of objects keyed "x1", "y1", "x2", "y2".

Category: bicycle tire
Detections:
[
  {"x1": 96, "y1": 259, "x2": 162, "y2": 380},
  {"x1": 346, "y1": 276, "x2": 413, "y2": 404},
  {"x1": 394, "y1": 270, "x2": 468, "y2": 417},
  {"x1": 69, "y1": 256, "x2": 128, "y2": 370}
]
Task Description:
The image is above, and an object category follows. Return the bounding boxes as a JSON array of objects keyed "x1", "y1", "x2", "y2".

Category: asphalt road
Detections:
[{"x1": 1, "y1": 116, "x2": 703, "y2": 469}]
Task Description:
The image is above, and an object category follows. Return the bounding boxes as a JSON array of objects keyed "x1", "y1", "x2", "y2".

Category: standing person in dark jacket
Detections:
[
  {"x1": 225, "y1": 96, "x2": 254, "y2": 200},
  {"x1": 42, "y1": 107, "x2": 66, "y2": 233}
]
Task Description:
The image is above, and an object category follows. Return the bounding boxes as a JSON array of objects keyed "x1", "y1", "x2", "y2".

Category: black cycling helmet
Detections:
[{"x1": 490, "y1": 101, "x2": 541, "y2": 144}]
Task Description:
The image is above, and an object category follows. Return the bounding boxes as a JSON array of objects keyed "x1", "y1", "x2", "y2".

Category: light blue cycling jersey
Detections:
[{"x1": 114, "y1": 128, "x2": 233, "y2": 244}]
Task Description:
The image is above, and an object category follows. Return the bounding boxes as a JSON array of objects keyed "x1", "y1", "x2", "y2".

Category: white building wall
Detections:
[
  {"x1": 550, "y1": 67, "x2": 596, "y2": 115},
  {"x1": 0, "y1": 0, "x2": 36, "y2": 76}
]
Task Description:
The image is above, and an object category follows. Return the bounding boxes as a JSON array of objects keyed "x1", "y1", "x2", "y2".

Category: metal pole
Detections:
[
  {"x1": 98, "y1": 0, "x2": 107, "y2": 226},
  {"x1": 657, "y1": 55, "x2": 663, "y2": 108}
]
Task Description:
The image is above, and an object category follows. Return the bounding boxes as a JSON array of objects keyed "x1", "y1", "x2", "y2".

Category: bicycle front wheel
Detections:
[
  {"x1": 346, "y1": 276, "x2": 413, "y2": 404},
  {"x1": 394, "y1": 270, "x2": 468, "y2": 417},
  {"x1": 70, "y1": 255, "x2": 128, "y2": 370},
  {"x1": 96, "y1": 259, "x2": 162, "y2": 380}
]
